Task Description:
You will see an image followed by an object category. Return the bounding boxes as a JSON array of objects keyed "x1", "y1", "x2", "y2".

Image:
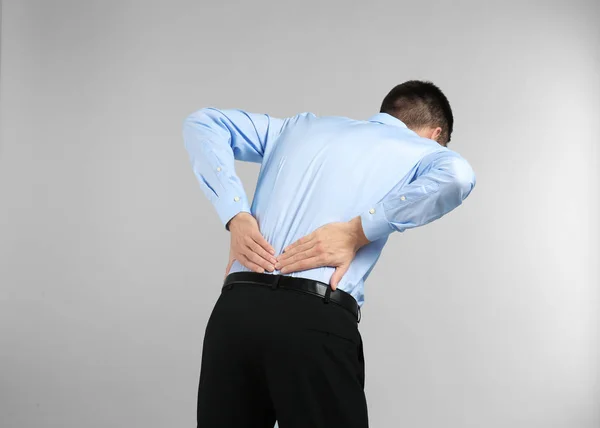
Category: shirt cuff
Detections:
[
  {"x1": 213, "y1": 192, "x2": 252, "y2": 230},
  {"x1": 359, "y1": 201, "x2": 395, "y2": 242}
]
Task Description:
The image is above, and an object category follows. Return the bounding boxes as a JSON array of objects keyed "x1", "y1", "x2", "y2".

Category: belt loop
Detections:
[
  {"x1": 323, "y1": 286, "x2": 332, "y2": 304},
  {"x1": 223, "y1": 272, "x2": 234, "y2": 291},
  {"x1": 270, "y1": 274, "x2": 281, "y2": 290}
]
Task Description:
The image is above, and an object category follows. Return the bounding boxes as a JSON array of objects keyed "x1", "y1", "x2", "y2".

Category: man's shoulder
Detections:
[
  {"x1": 282, "y1": 113, "x2": 361, "y2": 130},
  {"x1": 297, "y1": 113, "x2": 382, "y2": 129}
]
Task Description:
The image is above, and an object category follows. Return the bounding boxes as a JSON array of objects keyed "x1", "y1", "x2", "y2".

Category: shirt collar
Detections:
[{"x1": 367, "y1": 112, "x2": 407, "y2": 129}]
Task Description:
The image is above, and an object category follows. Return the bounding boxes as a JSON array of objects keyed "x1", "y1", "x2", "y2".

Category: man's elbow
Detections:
[
  {"x1": 449, "y1": 157, "x2": 476, "y2": 200},
  {"x1": 182, "y1": 108, "x2": 224, "y2": 149},
  {"x1": 182, "y1": 108, "x2": 212, "y2": 153},
  {"x1": 183, "y1": 107, "x2": 215, "y2": 129}
]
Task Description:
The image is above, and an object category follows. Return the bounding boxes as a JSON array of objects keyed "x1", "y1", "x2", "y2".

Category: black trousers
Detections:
[{"x1": 197, "y1": 273, "x2": 368, "y2": 428}]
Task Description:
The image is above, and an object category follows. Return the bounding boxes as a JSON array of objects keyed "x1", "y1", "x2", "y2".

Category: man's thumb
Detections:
[
  {"x1": 330, "y1": 264, "x2": 349, "y2": 291},
  {"x1": 224, "y1": 258, "x2": 235, "y2": 280}
]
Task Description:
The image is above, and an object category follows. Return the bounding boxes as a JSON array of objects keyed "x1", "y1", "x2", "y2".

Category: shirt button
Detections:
[
  {"x1": 233, "y1": 196, "x2": 240, "y2": 202},
  {"x1": 400, "y1": 196, "x2": 406, "y2": 201},
  {"x1": 216, "y1": 167, "x2": 221, "y2": 172},
  {"x1": 369, "y1": 208, "x2": 375, "y2": 214}
]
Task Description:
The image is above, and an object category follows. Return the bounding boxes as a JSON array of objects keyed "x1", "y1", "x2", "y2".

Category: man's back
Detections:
[{"x1": 216, "y1": 111, "x2": 453, "y2": 305}]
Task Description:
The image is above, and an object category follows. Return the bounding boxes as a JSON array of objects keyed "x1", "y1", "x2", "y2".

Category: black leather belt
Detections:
[{"x1": 223, "y1": 271, "x2": 361, "y2": 323}]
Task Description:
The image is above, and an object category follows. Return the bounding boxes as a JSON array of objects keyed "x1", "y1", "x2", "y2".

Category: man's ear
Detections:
[{"x1": 431, "y1": 127, "x2": 442, "y2": 141}]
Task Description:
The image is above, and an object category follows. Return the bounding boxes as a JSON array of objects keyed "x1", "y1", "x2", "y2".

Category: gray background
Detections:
[{"x1": 1, "y1": 0, "x2": 598, "y2": 427}]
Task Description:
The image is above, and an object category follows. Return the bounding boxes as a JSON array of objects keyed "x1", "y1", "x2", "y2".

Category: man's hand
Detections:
[
  {"x1": 274, "y1": 216, "x2": 371, "y2": 290},
  {"x1": 224, "y1": 212, "x2": 277, "y2": 279}
]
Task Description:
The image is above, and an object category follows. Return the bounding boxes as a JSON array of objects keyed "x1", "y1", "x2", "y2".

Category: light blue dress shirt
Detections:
[{"x1": 183, "y1": 108, "x2": 476, "y2": 307}]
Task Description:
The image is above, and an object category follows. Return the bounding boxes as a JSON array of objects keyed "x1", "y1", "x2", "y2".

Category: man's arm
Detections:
[
  {"x1": 276, "y1": 149, "x2": 476, "y2": 287},
  {"x1": 358, "y1": 149, "x2": 477, "y2": 242},
  {"x1": 182, "y1": 107, "x2": 288, "y2": 230},
  {"x1": 183, "y1": 107, "x2": 292, "y2": 275}
]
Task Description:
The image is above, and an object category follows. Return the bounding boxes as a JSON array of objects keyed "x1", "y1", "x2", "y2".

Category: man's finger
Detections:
[
  {"x1": 277, "y1": 244, "x2": 322, "y2": 269},
  {"x1": 244, "y1": 247, "x2": 275, "y2": 272},
  {"x1": 283, "y1": 233, "x2": 314, "y2": 254},
  {"x1": 277, "y1": 239, "x2": 315, "y2": 263},
  {"x1": 247, "y1": 237, "x2": 277, "y2": 265},
  {"x1": 239, "y1": 254, "x2": 266, "y2": 274},
  {"x1": 329, "y1": 263, "x2": 350, "y2": 291},
  {"x1": 253, "y1": 232, "x2": 276, "y2": 256},
  {"x1": 280, "y1": 255, "x2": 323, "y2": 274}
]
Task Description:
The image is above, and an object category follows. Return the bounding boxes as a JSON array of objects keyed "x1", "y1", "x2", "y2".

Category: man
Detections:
[{"x1": 183, "y1": 80, "x2": 476, "y2": 428}]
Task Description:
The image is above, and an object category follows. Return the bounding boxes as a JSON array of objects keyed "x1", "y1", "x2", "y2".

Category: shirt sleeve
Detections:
[
  {"x1": 182, "y1": 107, "x2": 288, "y2": 230},
  {"x1": 359, "y1": 150, "x2": 477, "y2": 242}
]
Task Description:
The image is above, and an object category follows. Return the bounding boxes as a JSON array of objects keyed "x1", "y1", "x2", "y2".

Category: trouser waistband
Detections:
[{"x1": 223, "y1": 271, "x2": 361, "y2": 323}]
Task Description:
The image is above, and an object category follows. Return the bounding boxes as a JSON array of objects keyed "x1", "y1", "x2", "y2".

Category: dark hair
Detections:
[{"x1": 380, "y1": 80, "x2": 454, "y2": 144}]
